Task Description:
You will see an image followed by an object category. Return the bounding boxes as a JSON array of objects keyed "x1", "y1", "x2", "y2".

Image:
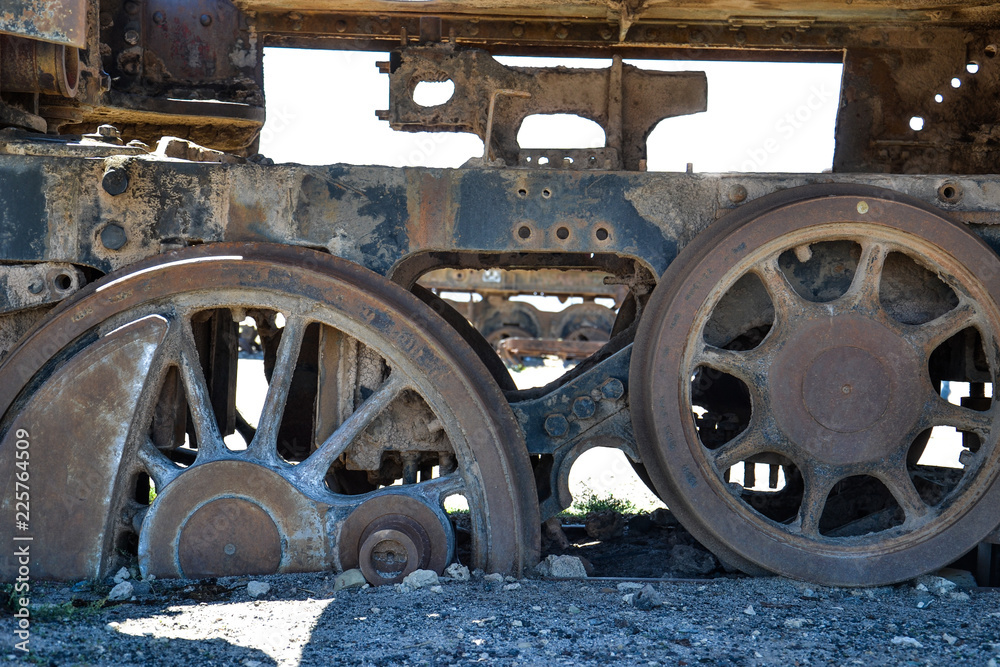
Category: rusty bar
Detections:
[{"x1": 0, "y1": 0, "x2": 87, "y2": 47}]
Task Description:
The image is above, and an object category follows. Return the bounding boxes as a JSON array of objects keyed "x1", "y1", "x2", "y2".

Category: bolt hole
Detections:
[
  {"x1": 909, "y1": 116, "x2": 925, "y2": 131},
  {"x1": 556, "y1": 227, "x2": 570, "y2": 240},
  {"x1": 542, "y1": 188, "x2": 552, "y2": 199},
  {"x1": 938, "y1": 182, "x2": 963, "y2": 204},
  {"x1": 967, "y1": 62, "x2": 980, "y2": 74},
  {"x1": 595, "y1": 227, "x2": 609, "y2": 241},
  {"x1": 934, "y1": 94, "x2": 944, "y2": 103},
  {"x1": 53, "y1": 273, "x2": 72, "y2": 291},
  {"x1": 517, "y1": 188, "x2": 528, "y2": 198},
  {"x1": 538, "y1": 157, "x2": 549, "y2": 166},
  {"x1": 951, "y1": 77, "x2": 962, "y2": 88},
  {"x1": 517, "y1": 225, "x2": 531, "y2": 239}
]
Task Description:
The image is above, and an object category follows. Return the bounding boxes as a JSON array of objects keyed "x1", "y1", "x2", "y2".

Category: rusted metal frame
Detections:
[
  {"x1": 10, "y1": 154, "x2": 1000, "y2": 283},
  {"x1": 510, "y1": 345, "x2": 630, "y2": 519},
  {"x1": 256, "y1": 11, "x2": 972, "y2": 63},
  {"x1": 383, "y1": 46, "x2": 706, "y2": 170},
  {"x1": 834, "y1": 29, "x2": 1000, "y2": 174},
  {"x1": 0, "y1": 0, "x2": 88, "y2": 47}
]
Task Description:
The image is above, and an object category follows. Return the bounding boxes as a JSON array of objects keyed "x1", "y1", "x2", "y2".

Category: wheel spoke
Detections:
[
  {"x1": 177, "y1": 321, "x2": 226, "y2": 462},
  {"x1": 710, "y1": 424, "x2": 770, "y2": 473},
  {"x1": 906, "y1": 301, "x2": 978, "y2": 354},
  {"x1": 753, "y1": 257, "x2": 805, "y2": 325},
  {"x1": 247, "y1": 315, "x2": 306, "y2": 463},
  {"x1": 136, "y1": 438, "x2": 183, "y2": 490},
  {"x1": 695, "y1": 345, "x2": 763, "y2": 386},
  {"x1": 924, "y1": 395, "x2": 993, "y2": 437},
  {"x1": 291, "y1": 372, "x2": 408, "y2": 491},
  {"x1": 793, "y1": 474, "x2": 836, "y2": 538},
  {"x1": 843, "y1": 242, "x2": 888, "y2": 312},
  {"x1": 882, "y1": 468, "x2": 929, "y2": 523}
]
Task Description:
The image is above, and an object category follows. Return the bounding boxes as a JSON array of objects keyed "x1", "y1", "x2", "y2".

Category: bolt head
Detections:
[
  {"x1": 573, "y1": 396, "x2": 596, "y2": 419},
  {"x1": 200, "y1": 14, "x2": 212, "y2": 26},
  {"x1": 152, "y1": 11, "x2": 165, "y2": 24},
  {"x1": 544, "y1": 414, "x2": 569, "y2": 438},
  {"x1": 601, "y1": 378, "x2": 625, "y2": 400},
  {"x1": 100, "y1": 223, "x2": 128, "y2": 250},
  {"x1": 97, "y1": 124, "x2": 120, "y2": 138},
  {"x1": 102, "y1": 168, "x2": 129, "y2": 196}
]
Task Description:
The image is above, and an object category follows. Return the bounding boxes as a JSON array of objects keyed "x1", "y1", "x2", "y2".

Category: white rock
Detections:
[
  {"x1": 445, "y1": 563, "x2": 471, "y2": 581},
  {"x1": 949, "y1": 592, "x2": 971, "y2": 602},
  {"x1": 402, "y1": 569, "x2": 440, "y2": 590},
  {"x1": 483, "y1": 572, "x2": 504, "y2": 583},
  {"x1": 429, "y1": 585, "x2": 444, "y2": 594},
  {"x1": 743, "y1": 605, "x2": 756, "y2": 616},
  {"x1": 914, "y1": 575, "x2": 957, "y2": 596},
  {"x1": 107, "y1": 581, "x2": 134, "y2": 602},
  {"x1": 942, "y1": 633, "x2": 958, "y2": 645},
  {"x1": 503, "y1": 583, "x2": 521, "y2": 591},
  {"x1": 784, "y1": 618, "x2": 807, "y2": 629},
  {"x1": 512, "y1": 620, "x2": 523, "y2": 627},
  {"x1": 891, "y1": 636, "x2": 923, "y2": 648},
  {"x1": 246, "y1": 581, "x2": 270, "y2": 598},
  {"x1": 333, "y1": 569, "x2": 368, "y2": 592},
  {"x1": 535, "y1": 554, "x2": 587, "y2": 579},
  {"x1": 617, "y1": 582, "x2": 644, "y2": 592},
  {"x1": 113, "y1": 567, "x2": 131, "y2": 584}
]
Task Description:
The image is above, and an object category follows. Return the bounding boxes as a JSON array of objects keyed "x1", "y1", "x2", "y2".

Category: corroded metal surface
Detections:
[
  {"x1": 0, "y1": 0, "x2": 86, "y2": 47},
  {"x1": 0, "y1": 244, "x2": 539, "y2": 581},
  {"x1": 384, "y1": 47, "x2": 706, "y2": 170},
  {"x1": 631, "y1": 185, "x2": 1000, "y2": 586}
]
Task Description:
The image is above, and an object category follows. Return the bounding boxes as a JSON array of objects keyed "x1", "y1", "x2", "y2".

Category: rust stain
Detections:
[{"x1": 0, "y1": 0, "x2": 86, "y2": 47}]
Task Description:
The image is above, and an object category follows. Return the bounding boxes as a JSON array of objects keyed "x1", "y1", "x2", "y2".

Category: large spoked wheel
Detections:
[
  {"x1": 0, "y1": 244, "x2": 538, "y2": 582},
  {"x1": 632, "y1": 186, "x2": 1000, "y2": 586}
]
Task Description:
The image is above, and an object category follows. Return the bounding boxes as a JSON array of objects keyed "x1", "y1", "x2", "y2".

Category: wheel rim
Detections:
[
  {"x1": 0, "y1": 243, "x2": 538, "y2": 582},
  {"x1": 632, "y1": 187, "x2": 1000, "y2": 585}
]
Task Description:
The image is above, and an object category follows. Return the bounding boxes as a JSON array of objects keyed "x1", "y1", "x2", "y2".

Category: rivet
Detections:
[
  {"x1": 555, "y1": 26, "x2": 569, "y2": 39},
  {"x1": 124, "y1": 29, "x2": 139, "y2": 45},
  {"x1": 335, "y1": 20, "x2": 347, "y2": 33},
  {"x1": 200, "y1": 14, "x2": 212, "y2": 26},
  {"x1": 152, "y1": 11, "x2": 165, "y2": 24},
  {"x1": 857, "y1": 201, "x2": 869, "y2": 214},
  {"x1": 28, "y1": 281, "x2": 44, "y2": 295},
  {"x1": 728, "y1": 184, "x2": 748, "y2": 204},
  {"x1": 512, "y1": 24, "x2": 524, "y2": 37},
  {"x1": 224, "y1": 544, "x2": 237, "y2": 555}
]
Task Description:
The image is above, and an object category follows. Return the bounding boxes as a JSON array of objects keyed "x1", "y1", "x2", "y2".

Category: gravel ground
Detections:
[{"x1": 4, "y1": 567, "x2": 999, "y2": 666}]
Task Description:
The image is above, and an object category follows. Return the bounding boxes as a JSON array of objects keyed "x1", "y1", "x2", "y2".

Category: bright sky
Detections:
[{"x1": 259, "y1": 48, "x2": 843, "y2": 173}]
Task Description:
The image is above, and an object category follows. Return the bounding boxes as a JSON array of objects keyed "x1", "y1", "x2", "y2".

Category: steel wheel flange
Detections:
[
  {"x1": 632, "y1": 185, "x2": 1000, "y2": 586},
  {"x1": 0, "y1": 243, "x2": 539, "y2": 581}
]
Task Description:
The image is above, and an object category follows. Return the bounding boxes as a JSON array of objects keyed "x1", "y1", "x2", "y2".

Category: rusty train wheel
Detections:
[
  {"x1": 632, "y1": 185, "x2": 1000, "y2": 586},
  {"x1": 0, "y1": 243, "x2": 538, "y2": 583}
]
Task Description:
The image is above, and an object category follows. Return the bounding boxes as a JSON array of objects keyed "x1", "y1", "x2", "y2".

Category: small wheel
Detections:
[
  {"x1": 0, "y1": 244, "x2": 538, "y2": 581},
  {"x1": 632, "y1": 185, "x2": 1000, "y2": 586}
]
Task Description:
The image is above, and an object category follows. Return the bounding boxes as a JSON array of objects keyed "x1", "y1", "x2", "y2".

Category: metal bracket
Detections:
[{"x1": 380, "y1": 45, "x2": 706, "y2": 171}]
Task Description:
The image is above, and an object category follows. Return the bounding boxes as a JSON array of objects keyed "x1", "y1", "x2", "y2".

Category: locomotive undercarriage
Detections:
[{"x1": 2, "y1": 0, "x2": 1000, "y2": 587}]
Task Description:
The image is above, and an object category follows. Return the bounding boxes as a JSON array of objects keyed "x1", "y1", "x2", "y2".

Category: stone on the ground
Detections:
[
  {"x1": 535, "y1": 554, "x2": 588, "y2": 579},
  {"x1": 585, "y1": 510, "x2": 625, "y2": 540},
  {"x1": 649, "y1": 508, "x2": 678, "y2": 527},
  {"x1": 445, "y1": 563, "x2": 470, "y2": 581},
  {"x1": 246, "y1": 581, "x2": 270, "y2": 598},
  {"x1": 631, "y1": 584, "x2": 663, "y2": 610},
  {"x1": 483, "y1": 572, "x2": 504, "y2": 583},
  {"x1": 108, "y1": 581, "x2": 134, "y2": 602},
  {"x1": 541, "y1": 517, "x2": 571, "y2": 550},
  {"x1": 668, "y1": 544, "x2": 718, "y2": 576},
  {"x1": 132, "y1": 581, "x2": 152, "y2": 596},
  {"x1": 402, "y1": 569, "x2": 439, "y2": 590},
  {"x1": 743, "y1": 604, "x2": 756, "y2": 616},
  {"x1": 892, "y1": 636, "x2": 923, "y2": 648},
  {"x1": 333, "y1": 569, "x2": 368, "y2": 592},
  {"x1": 937, "y1": 568, "x2": 977, "y2": 590},
  {"x1": 915, "y1": 575, "x2": 957, "y2": 596},
  {"x1": 113, "y1": 567, "x2": 131, "y2": 584}
]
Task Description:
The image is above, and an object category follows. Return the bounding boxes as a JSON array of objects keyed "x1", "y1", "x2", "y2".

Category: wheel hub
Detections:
[
  {"x1": 770, "y1": 314, "x2": 924, "y2": 465},
  {"x1": 339, "y1": 494, "x2": 451, "y2": 586},
  {"x1": 140, "y1": 460, "x2": 331, "y2": 578}
]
